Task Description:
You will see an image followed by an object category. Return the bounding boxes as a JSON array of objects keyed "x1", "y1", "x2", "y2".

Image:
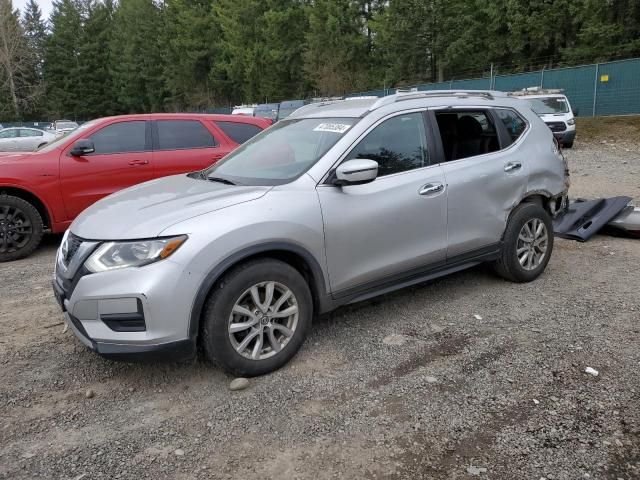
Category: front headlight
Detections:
[
  {"x1": 84, "y1": 235, "x2": 187, "y2": 273},
  {"x1": 567, "y1": 118, "x2": 575, "y2": 126}
]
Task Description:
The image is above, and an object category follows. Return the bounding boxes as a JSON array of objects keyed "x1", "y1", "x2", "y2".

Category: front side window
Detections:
[
  {"x1": 89, "y1": 121, "x2": 147, "y2": 154},
  {"x1": 205, "y1": 117, "x2": 357, "y2": 185},
  {"x1": 495, "y1": 109, "x2": 527, "y2": 144},
  {"x1": 435, "y1": 110, "x2": 500, "y2": 161},
  {"x1": 528, "y1": 97, "x2": 569, "y2": 114},
  {"x1": 215, "y1": 121, "x2": 263, "y2": 145},
  {"x1": 345, "y1": 112, "x2": 428, "y2": 177},
  {"x1": 0, "y1": 129, "x2": 17, "y2": 139},
  {"x1": 156, "y1": 120, "x2": 216, "y2": 150}
]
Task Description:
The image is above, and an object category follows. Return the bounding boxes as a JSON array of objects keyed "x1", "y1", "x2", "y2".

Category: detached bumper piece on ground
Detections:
[{"x1": 553, "y1": 196, "x2": 639, "y2": 241}]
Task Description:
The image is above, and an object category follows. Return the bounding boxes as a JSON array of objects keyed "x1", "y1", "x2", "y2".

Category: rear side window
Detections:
[
  {"x1": 156, "y1": 120, "x2": 216, "y2": 150},
  {"x1": 20, "y1": 129, "x2": 43, "y2": 137},
  {"x1": 216, "y1": 121, "x2": 263, "y2": 144},
  {"x1": 495, "y1": 109, "x2": 527, "y2": 145},
  {"x1": 89, "y1": 121, "x2": 148, "y2": 154},
  {"x1": 434, "y1": 110, "x2": 500, "y2": 161},
  {"x1": 345, "y1": 112, "x2": 428, "y2": 177}
]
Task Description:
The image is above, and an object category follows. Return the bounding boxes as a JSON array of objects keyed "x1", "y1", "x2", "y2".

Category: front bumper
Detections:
[
  {"x1": 53, "y1": 238, "x2": 203, "y2": 362},
  {"x1": 553, "y1": 129, "x2": 576, "y2": 144}
]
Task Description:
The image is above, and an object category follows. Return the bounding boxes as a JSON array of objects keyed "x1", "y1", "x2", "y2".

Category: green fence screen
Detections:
[{"x1": 348, "y1": 57, "x2": 640, "y2": 117}]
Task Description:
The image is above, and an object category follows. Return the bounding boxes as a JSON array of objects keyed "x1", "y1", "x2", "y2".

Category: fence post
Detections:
[
  {"x1": 592, "y1": 63, "x2": 599, "y2": 117},
  {"x1": 540, "y1": 66, "x2": 545, "y2": 88}
]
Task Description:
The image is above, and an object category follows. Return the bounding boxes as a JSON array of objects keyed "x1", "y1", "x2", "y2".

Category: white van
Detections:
[
  {"x1": 231, "y1": 105, "x2": 256, "y2": 116},
  {"x1": 511, "y1": 89, "x2": 576, "y2": 148}
]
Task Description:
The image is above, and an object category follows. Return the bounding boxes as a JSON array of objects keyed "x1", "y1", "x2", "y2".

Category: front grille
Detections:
[
  {"x1": 64, "y1": 233, "x2": 83, "y2": 264},
  {"x1": 545, "y1": 121, "x2": 567, "y2": 132}
]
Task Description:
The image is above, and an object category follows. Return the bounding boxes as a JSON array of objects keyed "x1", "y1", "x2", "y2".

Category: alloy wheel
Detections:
[
  {"x1": 516, "y1": 218, "x2": 548, "y2": 270},
  {"x1": 228, "y1": 281, "x2": 299, "y2": 360},
  {"x1": 0, "y1": 205, "x2": 33, "y2": 254}
]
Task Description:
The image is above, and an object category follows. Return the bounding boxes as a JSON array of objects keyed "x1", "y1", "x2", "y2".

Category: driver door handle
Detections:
[
  {"x1": 419, "y1": 183, "x2": 444, "y2": 196},
  {"x1": 504, "y1": 162, "x2": 522, "y2": 172}
]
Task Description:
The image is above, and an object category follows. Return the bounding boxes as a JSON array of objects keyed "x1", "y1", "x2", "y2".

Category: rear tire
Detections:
[
  {"x1": 0, "y1": 195, "x2": 44, "y2": 262},
  {"x1": 493, "y1": 202, "x2": 554, "y2": 283},
  {"x1": 201, "y1": 258, "x2": 313, "y2": 377}
]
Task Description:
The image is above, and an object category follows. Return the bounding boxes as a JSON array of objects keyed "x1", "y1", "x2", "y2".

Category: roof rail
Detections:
[{"x1": 368, "y1": 90, "x2": 506, "y2": 111}]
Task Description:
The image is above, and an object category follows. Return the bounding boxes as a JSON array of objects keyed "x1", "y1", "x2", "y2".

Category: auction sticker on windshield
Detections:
[{"x1": 313, "y1": 123, "x2": 351, "y2": 134}]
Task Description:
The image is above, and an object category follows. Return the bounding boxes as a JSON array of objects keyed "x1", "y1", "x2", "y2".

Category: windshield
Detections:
[
  {"x1": 204, "y1": 117, "x2": 357, "y2": 185},
  {"x1": 528, "y1": 97, "x2": 570, "y2": 114},
  {"x1": 37, "y1": 120, "x2": 99, "y2": 152}
]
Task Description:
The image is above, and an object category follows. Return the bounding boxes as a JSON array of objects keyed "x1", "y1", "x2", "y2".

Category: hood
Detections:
[
  {"x1": 71, "y1": 174, "x2": 272, "y2": 240},
  {"x1": 0, "y1": 152, "x2": 34, "y2": 163}
]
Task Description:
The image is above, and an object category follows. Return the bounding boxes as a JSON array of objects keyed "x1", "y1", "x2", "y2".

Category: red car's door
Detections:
[
  {"x1": 60, "y1": 119, "x2": 154, "y2": 219},
  {"x1": 151, "y1": 119, "x2": 231, "y2": 177}
]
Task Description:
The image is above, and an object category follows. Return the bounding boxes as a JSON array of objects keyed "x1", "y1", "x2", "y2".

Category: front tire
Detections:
[
  {"x1": 563, "y1": 140, "x2": 574, "y2": 148},
  {"x1": 493, "y1": 202, "x2": 554, "y2": 283},
  {"x1": 201, "y1": 258, "x2": 313, "y2": 376},
  {"x1": 0, "y1": 195, "x2": 44, "y2": 262}
]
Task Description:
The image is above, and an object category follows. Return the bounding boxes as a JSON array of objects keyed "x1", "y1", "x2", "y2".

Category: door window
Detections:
[
  {"x1": 89, "y1": 121, "x2": 148, "y2": 154},
  {"x1": 435, "y1": 110, "x2": 500, "y2": 161},
  {"x1": 495, "y1": 109, "x2": 527, "y2": 145},
  {"x1": 0, "y1": 129, "x2": 18, "y2": 138},
  {"x1": 19, "y1": 129, "x2": 43, "y2": 137},
  {"x1": 156, "y1": 120, "x2": 216, "y2": 150},
  {"x1": 215, "y1": 121, "x2": 263, "y2": 144},
  {"x1": 344, "y1": 112, "x2": 428, "y2": 177}
]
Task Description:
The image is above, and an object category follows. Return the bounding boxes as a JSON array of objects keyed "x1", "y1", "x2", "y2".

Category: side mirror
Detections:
[
  {"x1": 573, "y1": 108, "x2": 579, "y2": 116},
  {"x1": 334, "y1": 159, "x2": 378, "y2": 186},
  {"x1": 70, "y1": 139, "x2": 95, "y2": 156}
]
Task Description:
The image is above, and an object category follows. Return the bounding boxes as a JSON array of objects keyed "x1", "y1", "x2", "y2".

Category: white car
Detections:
[
  {"x1": 510, "y1": 89, "x2": 576, "y2": 148},
  {"x1": 0, "y1": 127, "x2": 57, "y2": 152},
  {"x1": 231, "y1": 105, "x2": 256, "y2": 116},
  {"x1": 51, "y1": 120, "x2": 79, "y2": 135}
]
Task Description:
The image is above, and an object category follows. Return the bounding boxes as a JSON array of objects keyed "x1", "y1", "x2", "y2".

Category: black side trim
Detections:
[
  {"x1": 96, "y1": 339, "x2": 196, "y2": 363},
  {"x1": 331, "y1": 243, "x2": 501, "y2": 307},
  {"x1": 188, "y1": 242, "x2": 329, "y2": 339},
  {"x1": 100, "y1": 299, "x2": 146, "y2": 332}
]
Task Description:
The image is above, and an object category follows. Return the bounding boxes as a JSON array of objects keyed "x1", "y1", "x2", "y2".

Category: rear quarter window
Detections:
[
  {"x1": 495, "y1": 109, "x2": 527, "y2": 145},
  {"x1": 216, "y1": 121, "x2": 264, "y2": 144}
]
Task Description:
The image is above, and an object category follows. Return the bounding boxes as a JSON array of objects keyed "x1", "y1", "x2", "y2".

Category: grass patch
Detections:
[{"x1": 576, "y1": 115, "x2": 640, "y2": 143}]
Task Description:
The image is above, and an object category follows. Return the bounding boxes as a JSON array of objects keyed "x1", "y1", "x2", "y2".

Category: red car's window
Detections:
[
  {"x1": 156, "y1": 120, "x2": 216, "y2": 150},
  {"x1": 89, "y1": 121, "x2": 148, "y2": 154},
  {"x1": 215, "y1": 121, "x2": 263, "y2": 145}
]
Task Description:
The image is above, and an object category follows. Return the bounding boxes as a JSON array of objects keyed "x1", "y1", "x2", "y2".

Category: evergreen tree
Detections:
[
  {"x1": 44, "y1": 0, "x2": 83, "y2": 118},
  {"x1": 76, "y1": 0, "x2": 116, "y2": 118},
  {"x1": 304, "y1": 0, "x2": 371, "y2": 96},
  {"x1": 163, "y1": 0, "x2": 218, "y2": 110},
  {"x1": 20, "y1": 0, "x2": 47, "y2": 117},
  {"x1": 109, "y1": 0, "x2": 165, "y2": 112}
]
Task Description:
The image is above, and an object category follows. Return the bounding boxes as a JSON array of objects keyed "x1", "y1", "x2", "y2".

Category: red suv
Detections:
[{"x1": 0, "y1": 113, "x2": 271, "y2": 261}]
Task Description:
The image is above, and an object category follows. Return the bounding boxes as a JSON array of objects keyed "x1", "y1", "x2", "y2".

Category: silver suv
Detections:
[{"x1": 53, "y1": 91, "x2": 569, "y2": 376}]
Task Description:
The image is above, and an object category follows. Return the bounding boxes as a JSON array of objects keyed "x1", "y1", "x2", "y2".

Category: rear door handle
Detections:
[
  {"x1": 419, "y1": 183, "x2": 444, "y2": 195},
  {"x1": 128, "y1": 159, "x2": 149, "y2": 166},
  {"x1": 504, "y1": 162, "x2": 522, "y2": 172}
]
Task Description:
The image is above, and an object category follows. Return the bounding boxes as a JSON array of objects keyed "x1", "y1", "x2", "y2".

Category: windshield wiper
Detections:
[{"x1": 207, "y1": 176, "x2": 236, "y2": 185}]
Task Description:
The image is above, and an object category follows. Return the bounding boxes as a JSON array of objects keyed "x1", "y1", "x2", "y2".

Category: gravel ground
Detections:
[{"x1": 1, "y1": 133, "x2": 639, "y2": 480}]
